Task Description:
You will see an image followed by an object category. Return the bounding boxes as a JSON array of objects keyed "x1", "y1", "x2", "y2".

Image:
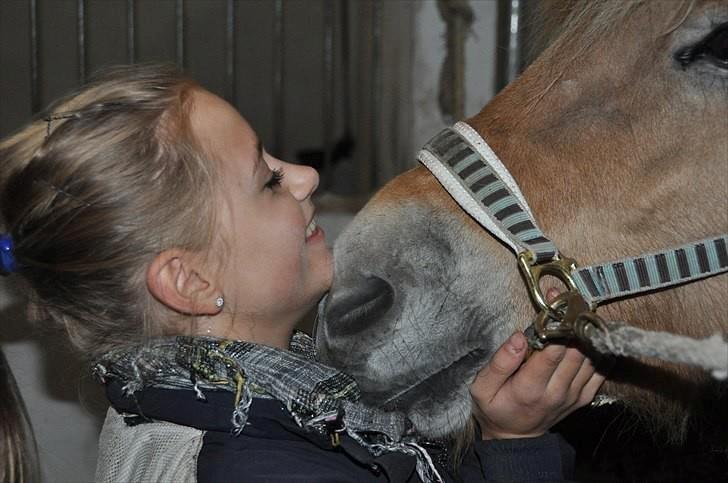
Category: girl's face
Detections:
[{"x1": 191, "y1": 90, "x2": 333, "y2": 339}]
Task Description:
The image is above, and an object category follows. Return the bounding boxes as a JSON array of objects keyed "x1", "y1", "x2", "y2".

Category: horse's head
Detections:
[{"x1": 317, "y1": 0, "x2": 728, "y2": 439}]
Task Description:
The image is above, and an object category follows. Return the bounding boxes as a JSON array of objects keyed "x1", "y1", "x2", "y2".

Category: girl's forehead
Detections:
[{"x1": 189, "y1": 89, "x2": 257, "y2": 162}]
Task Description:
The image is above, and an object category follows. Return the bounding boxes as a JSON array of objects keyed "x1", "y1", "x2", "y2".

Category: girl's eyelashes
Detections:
[{"x1": 265, "y1": 168, "x2": 285, "y2": 189}]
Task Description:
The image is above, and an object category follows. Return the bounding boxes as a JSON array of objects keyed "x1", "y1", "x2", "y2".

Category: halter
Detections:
[{"x1": 418, "y1": 122, "x2": 727, "y2": 374}]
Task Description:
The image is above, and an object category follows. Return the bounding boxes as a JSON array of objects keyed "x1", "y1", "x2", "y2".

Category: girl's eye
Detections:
[{"x1": 265, "y1": 168, "x2": 284, "y2": 189}]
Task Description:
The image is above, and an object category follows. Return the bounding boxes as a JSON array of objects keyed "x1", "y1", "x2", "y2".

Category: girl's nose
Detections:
[{"x1": 285, "y1": 162, "x2": 319, "y2": 201}]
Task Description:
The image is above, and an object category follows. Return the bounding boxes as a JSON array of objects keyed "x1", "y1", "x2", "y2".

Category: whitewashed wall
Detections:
[{"x1": 0, "y1": 2, "x2": 498, "y2": 481}]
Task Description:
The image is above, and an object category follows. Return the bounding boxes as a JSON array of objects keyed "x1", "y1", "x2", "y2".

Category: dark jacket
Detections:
[{"x1": 106, "y1": 381, "x2": 576, "y2": 482}]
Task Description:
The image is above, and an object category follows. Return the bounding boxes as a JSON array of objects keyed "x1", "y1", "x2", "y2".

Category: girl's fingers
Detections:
[
  {"x1": 513, "y1": 343, "x2": 567, "y2": 397},
  {"x1": 546, "y1": 347, "x2": 587, "y2": 391},
  {"x1": 576, "y1": 370, "x2": 607, "y2": 407},
  {"x1": 569, "y1": 356, "x2": 597, "y2": 393},
  {"x1": 472, "y1": 332, "x2": 528, "y2": 403}
]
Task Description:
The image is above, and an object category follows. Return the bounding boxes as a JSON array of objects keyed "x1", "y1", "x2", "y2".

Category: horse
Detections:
[{"x1": 316, "y1": 0, "x2": 728, "y2": 446}]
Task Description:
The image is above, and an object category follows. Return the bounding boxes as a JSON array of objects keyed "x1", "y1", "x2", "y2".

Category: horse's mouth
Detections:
[{"x1": 380, "y1": 347, "x2": 488, "y2": 410}]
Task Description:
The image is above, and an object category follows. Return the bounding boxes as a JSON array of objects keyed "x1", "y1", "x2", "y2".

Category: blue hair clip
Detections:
[{"x1": 0, "y1": 234, "x2": 17, "y2": 274}]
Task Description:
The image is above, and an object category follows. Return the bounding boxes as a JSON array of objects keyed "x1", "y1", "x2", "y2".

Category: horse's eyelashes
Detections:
[{"x1": 675, "y1": 46, "x2": 697, "y2": 69}]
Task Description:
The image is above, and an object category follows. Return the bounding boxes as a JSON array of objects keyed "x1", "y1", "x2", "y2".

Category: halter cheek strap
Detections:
[{"x1": 419, "y1": 122, "x2": 558, "y2": 263}]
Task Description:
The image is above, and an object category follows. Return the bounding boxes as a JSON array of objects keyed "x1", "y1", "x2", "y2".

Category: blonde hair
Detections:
[{"x1": 0, "y1": 64, "x2": 217, "y2": 358}]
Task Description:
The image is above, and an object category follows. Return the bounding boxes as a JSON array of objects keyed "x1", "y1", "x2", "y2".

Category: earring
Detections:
[{"x1": 215, "y1": 296, "x2": 225, "y2": 309}]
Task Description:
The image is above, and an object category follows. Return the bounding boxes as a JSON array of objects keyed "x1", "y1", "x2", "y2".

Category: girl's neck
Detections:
[{"x1": 202, "y1": 313, "x2": 301, "y2": 350}]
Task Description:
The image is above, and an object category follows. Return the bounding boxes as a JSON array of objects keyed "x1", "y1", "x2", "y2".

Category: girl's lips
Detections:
[{"x1": 306, "y1": 225, "x2": 324, "y2": 242}]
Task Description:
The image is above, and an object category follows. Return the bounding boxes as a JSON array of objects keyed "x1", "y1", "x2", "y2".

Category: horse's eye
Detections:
[
  {"x1": 703, "y1": 23, "x2": 728, "y2": 66},
  {"x1": 676, "y1": 22, "x2": 728, "y2": 69}
]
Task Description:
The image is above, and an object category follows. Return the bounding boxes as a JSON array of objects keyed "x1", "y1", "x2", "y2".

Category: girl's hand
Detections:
[{"x1": 470, "y1": 331, "x2": 607, "y2": 440}]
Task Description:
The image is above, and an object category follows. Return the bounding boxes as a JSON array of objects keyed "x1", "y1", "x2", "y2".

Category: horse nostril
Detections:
[{"x1": 324, "y1": 275, "x2": 395, "y2": 336}]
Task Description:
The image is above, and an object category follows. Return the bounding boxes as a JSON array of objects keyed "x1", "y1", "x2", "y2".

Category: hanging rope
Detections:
[{"x1": 437, "y1": 0, "x2": 474, "y2": 122}]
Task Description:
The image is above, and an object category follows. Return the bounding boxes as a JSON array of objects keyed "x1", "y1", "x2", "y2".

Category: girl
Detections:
[{"x1": 0, "y1": 64, "x2": 603, "y2": 482}]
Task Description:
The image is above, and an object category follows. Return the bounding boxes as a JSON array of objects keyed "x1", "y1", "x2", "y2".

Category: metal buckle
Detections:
[
  {"x1": 518, "y1": 251, "x2": 605, "y2": 346},
  {"x1": 517, "y1": 251, "x2": 583, "y2": 318}
]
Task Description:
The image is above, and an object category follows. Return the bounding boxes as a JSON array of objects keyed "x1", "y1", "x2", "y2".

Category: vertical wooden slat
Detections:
[
  {"x1": 127, "y1": 0, "x2": 136, "y2": 64},
  {"x1": 30, "y1": 0, "x2": 41, "y2": 113},
  {"x1": 78, "y1": 0, "x2": 87, "y2": 83},
  {"x1": 321, "y1": 0, "x2": 334, "y2": 185},
  {"x1": 369, "y1": 0, "x2": 382, "y2": 188},
  {"x1": 272, "y1": 0, "x2": 285, "y2": 157},
  {"x1": 225, "y1": 0, "x2": 236, "y2": 104},
  {"x1": 176, "y1": 0, "x2": 185, "y2": 68}
]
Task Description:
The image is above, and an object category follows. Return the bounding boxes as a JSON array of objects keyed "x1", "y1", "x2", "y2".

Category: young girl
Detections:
[{"x1": 0, "y1": 64, "x2": 603, "y2": 482}]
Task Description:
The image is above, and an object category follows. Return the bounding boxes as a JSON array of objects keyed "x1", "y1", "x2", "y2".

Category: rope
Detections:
[{"x1": 582, "y1": 322, "x2": 728, "y2": 380}]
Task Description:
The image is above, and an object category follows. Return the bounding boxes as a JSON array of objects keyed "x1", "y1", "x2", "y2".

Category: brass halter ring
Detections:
[{"x1": 518, "y1": 251, "x2": 606, "y2": 346}]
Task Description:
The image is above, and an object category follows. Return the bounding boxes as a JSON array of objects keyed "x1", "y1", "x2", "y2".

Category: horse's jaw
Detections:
[{"x1": 316, "y1": 171, "x2": 527, "y2": 438}]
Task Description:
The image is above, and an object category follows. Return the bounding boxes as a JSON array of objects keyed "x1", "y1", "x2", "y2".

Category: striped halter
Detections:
[{"x1": 418, "y1": 121, "x2": 728, "y2": 349}]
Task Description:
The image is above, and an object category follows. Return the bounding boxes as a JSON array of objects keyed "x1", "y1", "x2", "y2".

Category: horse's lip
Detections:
[{"x1": 381, "y1": 348, "x2": 486, "y2": 407}]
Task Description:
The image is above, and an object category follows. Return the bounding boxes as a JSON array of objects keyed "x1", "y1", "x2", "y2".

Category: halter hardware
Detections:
[
  {"x1": 517, "y1": 251, "x2": 583, "y2": 316},
  {"x1": 529, "y1": 292, "x2": 609, "y2": 348},
  {"x1": 518, "y1": 251, "x2": 605, "y2": 346}
]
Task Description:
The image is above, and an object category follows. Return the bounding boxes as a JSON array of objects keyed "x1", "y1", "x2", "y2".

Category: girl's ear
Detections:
[{"x1": 146, "y1": 249, "x2": 222, "y2": 315}]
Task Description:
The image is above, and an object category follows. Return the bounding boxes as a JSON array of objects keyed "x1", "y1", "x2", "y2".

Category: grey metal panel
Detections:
[
  {"x1": 272, "y1": 0, "x2": 285, "y2": 157},
  {"x1": 135, "y1": 0, "x2": 177, "y2": 63},
  {"x1": 40, "y1": 1, "x2": 80, "y2": 105},
  {"x1": 176, "y1": 0, "x2": 185, "y2": 67},
  {"x1": 127, "y1": 0, "x2": 136, "y2": 64},
  {"x1": 78, "y1": 0, "x2": 87, "y2": 83},
  {"x1": 225, "y1": 0, "x2": 236, "y2": 104},
  {"x1": 185, "y1": 0, "x2": 226, "y2": 98},
  {"x1": 31, "y1": 0, "x2": 40, "y2": 113},
  {"x1": 87, "y1": 1, "x2": 129, "y2": 72},
  {"x1": 234, "y1": 0, "x2": 275, "y2": 149},
  {"x1": 321, "y1": 0, "x2": 334, "y2": 186},
  {"x1": 0, "y1": 1, "x2": 33, "y2": 136},
  {"x1": 369, "y1": 0, "x2": 382, "y2": 188},
  {"x1": 280, "y1": 0, "x2": 325, "y2": 164}
]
